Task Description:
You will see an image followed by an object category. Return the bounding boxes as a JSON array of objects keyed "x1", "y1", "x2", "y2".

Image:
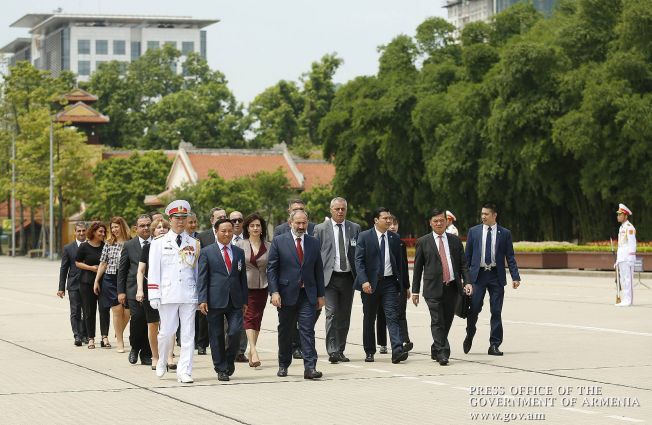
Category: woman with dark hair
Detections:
[
  {"x1": 94, "y1": 217, "x2": 131, "y2": 352},
  {"x1": 235, "y1": 213, "x2": 270, "y2": 368},
  {"x1": 75, "y1": 221, "x2": 107, "y2": 350},
  {"x1": 136, "y1": 218, "x2": 175, "y2": 370}
]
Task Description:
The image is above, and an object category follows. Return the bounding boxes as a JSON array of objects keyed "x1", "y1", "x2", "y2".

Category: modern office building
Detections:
[
  {"x1": 0, "y1": 13, "x2": 218, "y2": 80},
  {"x1": 444, "y1": 0, "x2": 557, "y2": 31}
]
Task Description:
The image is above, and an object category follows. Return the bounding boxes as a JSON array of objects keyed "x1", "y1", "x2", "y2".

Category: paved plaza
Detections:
[{"x1": 0, "y1": 256, "x2": 650, "y2": 424}]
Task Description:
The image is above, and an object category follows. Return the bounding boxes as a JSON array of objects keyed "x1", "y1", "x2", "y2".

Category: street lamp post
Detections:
[
  {"x1": 49, "y1": 121, "x2": 54, "y2": 260},
  {"x1": 11, "y1": 132, "x2": 16, "y2": 256}
]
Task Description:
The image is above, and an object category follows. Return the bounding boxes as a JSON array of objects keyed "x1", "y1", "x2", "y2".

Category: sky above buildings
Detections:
[{"x1": 0, "y1": 0, "x2": 446, "y2": 105}]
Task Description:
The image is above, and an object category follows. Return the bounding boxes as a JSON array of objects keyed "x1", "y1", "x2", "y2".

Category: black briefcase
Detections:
[{"x1": 455, "y1": 293, "x2": 471, "y2": 319}]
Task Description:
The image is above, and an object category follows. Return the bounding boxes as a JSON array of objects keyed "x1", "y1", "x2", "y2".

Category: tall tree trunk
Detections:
[{"x1": 19, "y1": 203, "x2": 25, "y2": 255}]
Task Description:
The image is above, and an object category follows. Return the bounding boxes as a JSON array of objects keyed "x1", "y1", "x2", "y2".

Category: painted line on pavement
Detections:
[
  {"x1": 367, "y1": 368, "x2": 390, "y2": 373},
  {"x1": 421, "y1": 380, "x2": 448, "y2": 386},
  {"x1": 342, "y1": 364, "x2": 362, "y2": 368},
  {"x1": 500, "y1": 319, "x2": 652, "y2": 337},
  {"x1": 453, "y1": 386, "x2": 469, "y2": 392}
]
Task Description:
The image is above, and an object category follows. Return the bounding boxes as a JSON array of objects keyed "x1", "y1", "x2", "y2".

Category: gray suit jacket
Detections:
[
  {"x1": 118, "y1": 237, "x2": 145, "y2": 299},
  {"x1": 412, "y1": 232, "x2": 470, "y2": 299},
  {"x1": 313, "y1": 218, "x2": 361, "y2": 285}
]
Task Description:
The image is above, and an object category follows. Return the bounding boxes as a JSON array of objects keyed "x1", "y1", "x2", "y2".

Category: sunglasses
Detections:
[{"x1": 231, "y1": 218, "x2": 243, "y2": 224}]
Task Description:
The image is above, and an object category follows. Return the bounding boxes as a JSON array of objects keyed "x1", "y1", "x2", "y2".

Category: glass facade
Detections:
[
  {"x1": 147, "y1": 40, "x2": 159, "y2": 50},
  {"x1": 495, "y1": 0, "x2": 557, "y2": 16},
  {"x1": 113, "y1": 40, "x2": 126, "y2": 55},
  {"x1": 78, "y1": 60, "x2": 91, "y2": 75},
  {"x1": 131, "y1": 41, "x2": 141, "y2": 60},
  {"x1": 181, "y1": 41, "x2": 194, "y2": 55}
]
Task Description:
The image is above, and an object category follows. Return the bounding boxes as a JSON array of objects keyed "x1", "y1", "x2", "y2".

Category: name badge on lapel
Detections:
[
  {"x1": 350, "y1": 239, "x2": 356, "y2": 247},
  {"x1": 238, "y1": 260, "x2": 242, "y2": 271}
]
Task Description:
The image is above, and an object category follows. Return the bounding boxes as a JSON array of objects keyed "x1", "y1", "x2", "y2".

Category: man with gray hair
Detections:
[{"x1": 313, "y1": 197, "x2": 361, "y2": 363}]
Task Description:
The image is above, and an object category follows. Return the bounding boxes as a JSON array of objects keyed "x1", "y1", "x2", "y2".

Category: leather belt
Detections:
[
  {"x1": 482, "y1": 266, "x2": 496, "y2": 272},
  {"x1": 332, "y1": 271, "x2": 352, "y2": 276}
]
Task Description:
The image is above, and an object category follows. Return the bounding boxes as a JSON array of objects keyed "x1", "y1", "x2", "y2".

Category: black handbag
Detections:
[{"x1": 455, "y1": 292, "x2": 471, "y2": 319}]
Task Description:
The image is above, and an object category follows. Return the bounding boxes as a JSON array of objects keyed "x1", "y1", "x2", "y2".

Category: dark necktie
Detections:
[
  {"x1": 379, "y1": 234, "x2": 386, "y2": 276},
  {"x1": 176, "y1": 234, "x2": 182, "y2": 247},
  {"x1": 234, "y1": 235, "x2": 241, "y2": 243},
  {"x1": 142, "y1": 240, "x2": 149, "y2": 248},
  {"x1": 484, "y1": 227, "x2": 492, "y2": 266},
  {"x1": 337, "y1": 223, "x2": 347, "y2": 271},
  {"x1": 438, "y1": 235, "x2": 451, "y2": 283},
  {"x1": 223, "y1": 246, "x2": 232, "y2": 273},
  {"x1": 296, "y1": 237, "x2": 304, "y2": 264}
]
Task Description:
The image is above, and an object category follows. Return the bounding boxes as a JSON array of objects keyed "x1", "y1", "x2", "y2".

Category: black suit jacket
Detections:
[
  {"x1": 412, "y1": 232, "x2": 470, "y2": 299},
  {"x1": 273, "y1": 222, "x2": 316, "y2": 238},
  {"x1": 198, "y1": 229, "x2": 216, "y2": 249},
  {"x1": 117, "y1": 237, "x2": 145, "y2": 299},
  {"x1": 354, "y1": 228, "x2": 403, "y2": 291},
  {"x1": 198, "y1": 243, "x2": 248, "y2": 309},
  {"x1": 398, "y1": 236, "x2": 410, "y2": 290},
  {"x1": 59, "y1": 241, "x2": 82, "y2": 292}
]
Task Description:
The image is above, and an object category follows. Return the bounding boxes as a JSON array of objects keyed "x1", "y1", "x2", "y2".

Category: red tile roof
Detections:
[
  {"x1": 296, "y1": 162, "x2": 335, "y2": 190},
  {"x1": 187, "y1": 152, "x2": 302, "y2": 188}
]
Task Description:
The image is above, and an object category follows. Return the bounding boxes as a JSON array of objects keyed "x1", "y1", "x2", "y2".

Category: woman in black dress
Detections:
[
  {"x1": 94, "y1": 217, "x2": 131, "y2": 352},
  {"x1": 75, "y1": 221, "x2": 107, "y2": 349}
]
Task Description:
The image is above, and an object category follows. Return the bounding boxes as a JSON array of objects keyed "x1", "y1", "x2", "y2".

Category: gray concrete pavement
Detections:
[{"x1": 0, "y1": 256, "x2": 650, "y2": 424}]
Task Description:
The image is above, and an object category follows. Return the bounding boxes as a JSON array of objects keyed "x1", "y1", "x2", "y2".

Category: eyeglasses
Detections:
[{"x1": 231, "y1": 218, "x2": 243, "y2": 224}]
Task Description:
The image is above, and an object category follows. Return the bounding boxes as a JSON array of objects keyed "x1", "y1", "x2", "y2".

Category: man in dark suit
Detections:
[
  {"x1": 268, "y1": 210, "x2": 325, "y2": 379},
  {"x1": 196, "y1": 207, "x2": 226, "y2": 354},
  {"x1": 464, "y1": 202, "x2": 521, "y2": 356},
  {"x1": 198, "y1": 218, "x2": 248, "y2": 382},
  {"x1": 118, "y1": 214, "x2": 152, "y2": 365},
  {"x1": 313, "y1": 197, "x2": 361, "y2": 363},
  {"x1": 57, "y1": 223, "x2": 88, "y2": 346},
  {"x1": 273, "y1": 198, "x2": 319, "y2": 360},
  {"x1": 273, "y1": 199, "x2": 316, "y2": 237},
  {"x1": 412, "y1": 208, "x2": 472, "y2": 365},
  {"x1": 354, "y1": 207, "x2": 408, "y2": 364}
]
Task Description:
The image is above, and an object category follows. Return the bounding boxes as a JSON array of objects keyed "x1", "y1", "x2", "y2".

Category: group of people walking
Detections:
[{"x1": 57, "y1": 195, "x2": 637, "y2": 383}]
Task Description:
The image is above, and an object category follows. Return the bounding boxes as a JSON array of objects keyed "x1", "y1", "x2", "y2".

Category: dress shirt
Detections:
[
  {"x1": 433, "y1": 231, "x2": 455, "y2": 282},
  {"x1": 374, "y1": 227, "x2": 393, "y2": 277},
  {"x1": 138, "y1": 236, "x2": 151, "y2": 247},
  {"x1": 232, "y1": 233, "x2": 243, "y2": 244},
  {"x1": 480, "y1": 224, "x2": 497, "y2": 267},
  {"x1": 331, "y1": 219, "x2": 350, "y2": 272},
  {"x1": 217, "y1": 241, "x2": 233, "y2": 268},
  {"x1": 290, "y1": 231, "x2": 304, "y2": 251}
]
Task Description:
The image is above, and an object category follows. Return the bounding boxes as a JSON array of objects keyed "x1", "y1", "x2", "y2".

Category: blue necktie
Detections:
[
  {"x1": 379, "y1": 234, "x2": 386, "y2": 275},
  {"x1": 484, "y1": 227, "x2": 492, "y2": 266}
]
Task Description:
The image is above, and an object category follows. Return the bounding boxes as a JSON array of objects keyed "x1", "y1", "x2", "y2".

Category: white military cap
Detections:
[
  {"x1": 446, "y1": 210, "x2": 457, "y2": 221},
  {"x1": 616, "y1": 203, "x2": 632, "y2": 216},
  {"x1": 165, "y1": 200, "x2": 191, "y2": 217}
]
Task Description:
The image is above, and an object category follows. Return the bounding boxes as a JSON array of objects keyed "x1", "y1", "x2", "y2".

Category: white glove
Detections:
[{"x1": 150, "y1": 299, "x2": 160, "y2": 310}]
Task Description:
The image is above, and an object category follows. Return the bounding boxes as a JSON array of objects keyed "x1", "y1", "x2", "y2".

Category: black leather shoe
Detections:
[
  {"x1": 235, "y1": 353, "x2": 248, "y2": 363},
  {"x1": 128, "y1": 349, "x2": 138, "y2": 364},
  {"x1": 218, "y1": 372, "x2": 230, "y2": 382},
  {"x1": 304, "y1": 369, "x2": 323, "y2": 380},
  {"x1": 169, "y1": 363, "x2": 177, "y2": 370},
  {"x1": 338, "y1": 353, "x2": 350, "y2": 362},
  {"x1": 82, "y1": 337, "x2": 89, "y2": 345},
  {"x1": 365, "y1": 353, "x2": 374, "y2": 362},
  {"x1": 277, "y1": 367, "x2": 288, "y2": 377},
  {"x1": 74, "y1": 338, "x2": 82, "y2": 347},
  {"x1": 197, "y1": 346, "x2": 206, "y2": 355},
  {"x1": 379, "y1": 346, "x2": 388, "y2": 354},
  {"x1": 292, "y1": 348, "x2": 303, "y2": 359},
  {"x1": 463, "y1": 335, "x2": 473, "y2": 354},
  {"x1": 227, "y1": 364, "x2": 235, "y2": 376},
  {"x1": 403, "y1": 342, "x2": 414, "y2": 352},
  {"x1": 488, "y1": 345, "x2": 503, "y2": 356},
  {"x1": 437, "y1": 355, "x2": 449, "y2": 366},
  {"x1": 328, "y1": 353, "x2": 340, "y2": 364},
  {"x1": 391, "y1": 350, "x2": 408, "y2": 364},
  {"x1": 140, "y1": 357, "x2": 152, "y2": 366}
]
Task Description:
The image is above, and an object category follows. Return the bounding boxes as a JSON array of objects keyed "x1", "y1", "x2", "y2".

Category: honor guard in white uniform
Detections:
[
  {"x1": 148, "y1": 200, "x2": 201, "y2": 382},
  {"x1": 446, "y1": 210, "x2": 459, "y2": 236},
  {"x1": 615, "y1": 203, "x2": 636, "y2": 307}
]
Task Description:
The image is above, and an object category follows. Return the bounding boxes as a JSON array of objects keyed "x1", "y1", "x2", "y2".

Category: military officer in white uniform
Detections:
[
  {"x1": 615, "y1": 203, "x2": 636, "y2": 307},
  {"x1": 148, "y1": 200, "x2": 200, "y2": 382},
  {"x1": 446, "y1": 211, "x2": 459, "y2": 236}
]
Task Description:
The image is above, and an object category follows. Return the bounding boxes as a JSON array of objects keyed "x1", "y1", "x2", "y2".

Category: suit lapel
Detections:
[
  {"x1": 213, "y1": 244, "x2": 229, "y2": 274},
  {"x1": 286, "y1": 234, "x2": 301, "y2": 265}
]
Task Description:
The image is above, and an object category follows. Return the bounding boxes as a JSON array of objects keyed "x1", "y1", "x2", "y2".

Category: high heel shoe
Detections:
[
  {"x1": 248, "y1": 353, "x2": 261, "y2": 368},
  {"x1": 87, "y1": 339, "x2": 95, "y2": 349},
  {"x1": 100, "y1": 337, "x2": 111, "y2": 348}
]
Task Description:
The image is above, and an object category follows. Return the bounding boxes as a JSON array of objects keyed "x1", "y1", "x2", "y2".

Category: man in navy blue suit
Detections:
[
  {"x1": 464, "y1": 203, "x2": 521, "y2": 356},
  {"x1": 354, "y1": 207, "x2": 408, "y2": 364},
  {"x1": 268, "y1": 210, "x2": 325, "y2": 380},
  {"x1": 198, "y1": 218, "x2": 248, "y2": 382}
]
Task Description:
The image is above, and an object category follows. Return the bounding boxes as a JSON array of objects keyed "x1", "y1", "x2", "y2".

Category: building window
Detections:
[
  {"x1": 96, "y1": 40, "x2": 108, "y2": 55},
  {"x1": 131, "y1": 41, "x2": 141, "y2": 60},
  {"x1": 78, "y1": 39, "x2": 90, "y2": 54},
  {"x1": 147, "y1": 41, "x2": 159, "y2": 51},
  {"x1": 181, "y1": 41, "x2": 194, "y2": 55},
  {"x1": 113, "y1": 40, "x2": 126, "y2": 55},
  {"x1": 78, "y1": 60, "x2": 91, "y2": 76}
]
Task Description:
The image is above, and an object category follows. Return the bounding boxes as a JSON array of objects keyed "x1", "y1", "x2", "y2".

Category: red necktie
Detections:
[
  {"x1": 438, "y1": 235, "x2": 451, "y2": 284},
  {"x1": 223, "y1": 245, "x2": 232, "y2": 273},
  {"x1": 296, "y1": 237, "x2": 304, "y2": 264}
]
